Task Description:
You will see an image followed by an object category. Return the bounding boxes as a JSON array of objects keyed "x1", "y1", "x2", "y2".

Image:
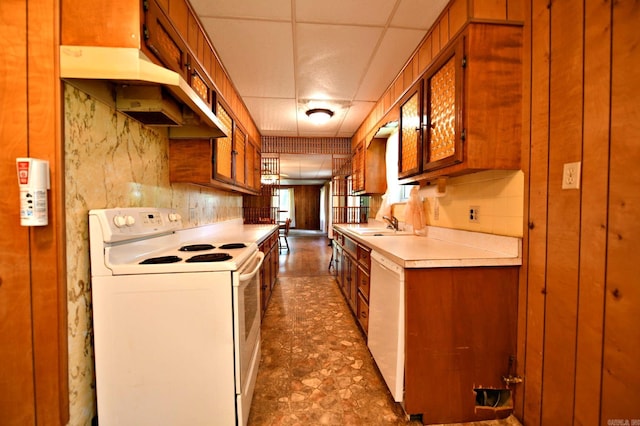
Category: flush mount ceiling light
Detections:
[{"x1": 305, "y1": 108, "x2": 334, "y2": 125}]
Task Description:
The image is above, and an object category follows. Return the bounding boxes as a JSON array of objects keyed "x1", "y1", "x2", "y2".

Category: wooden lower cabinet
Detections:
[
  {"x1": 333, "y1": 229, "x2": 371, "y2": 336},
  {"x1": 258, "y1": 228, "x2": 279, "y2": 317},
  {"x1": 404, "y1": 266, "x2": 518, "y2": 424}
]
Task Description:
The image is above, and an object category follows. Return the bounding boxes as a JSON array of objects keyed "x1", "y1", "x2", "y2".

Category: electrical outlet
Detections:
[
  {"x1": 469, "y1": 206, "x2": 479, "y2": 223},
  {"x1": 433, "y1": 199, "x2": 440, "y2": 221},
  {"x1": 562, "y1": 161, "x2": 581, "y2": 189}
]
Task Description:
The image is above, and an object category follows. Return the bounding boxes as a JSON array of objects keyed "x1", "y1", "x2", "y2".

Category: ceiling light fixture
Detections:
[{"x1": 305, "y1": 108, "x2": 334, "y2": 125}]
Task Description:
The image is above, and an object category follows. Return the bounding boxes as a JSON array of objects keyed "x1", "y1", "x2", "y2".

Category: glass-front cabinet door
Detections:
[
  {"x1": 423, "y1": 39, "x2": 465, "y2": 172},
  {"x1": 234, "y1": 125, "x2": 247, "y2": 186},
  {"x1": 398, "y1": 80, "x2": 423, "y2": 179},
  {"x1": 213, "y1": 102, "x2": 234, "y2": 183}
]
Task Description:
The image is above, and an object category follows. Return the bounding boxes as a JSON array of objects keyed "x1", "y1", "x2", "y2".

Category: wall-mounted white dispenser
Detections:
[{"x1": 16, "y1": 157, "x2": 50, "y2": 226}]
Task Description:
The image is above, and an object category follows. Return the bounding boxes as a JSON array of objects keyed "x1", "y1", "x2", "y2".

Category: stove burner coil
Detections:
[
  {"x1": 218, "y1": 243, "x2": 247, "y2": 249},
  {"x1": 186, "y1": 253, "x2": 233, "y2": 263},
  {"x1": 179, "y1": 244, "x2": 215, "y2": 251},
  {"x1": 139, "y1": 255, "x2": 183, "y2": 264}
]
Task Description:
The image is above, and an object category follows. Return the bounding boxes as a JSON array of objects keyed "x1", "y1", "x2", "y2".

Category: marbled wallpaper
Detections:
[{"x1": 63, "y1": 82, "x2": 242, "y2": 426}]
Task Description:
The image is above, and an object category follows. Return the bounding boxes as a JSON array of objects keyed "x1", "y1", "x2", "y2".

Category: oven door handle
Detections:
[{"x1": 239, "y1": 251, "x2": 265, "y2": 282}]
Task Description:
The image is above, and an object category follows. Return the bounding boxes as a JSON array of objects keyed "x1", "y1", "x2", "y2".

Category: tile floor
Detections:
[{"x1": 248, "y1": 230, "x2": 521, "y2": 426}]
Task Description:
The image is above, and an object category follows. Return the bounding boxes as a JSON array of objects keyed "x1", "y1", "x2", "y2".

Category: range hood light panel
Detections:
[{"x1": 116, "y1": 85, "x2": 183, "y2": 126}]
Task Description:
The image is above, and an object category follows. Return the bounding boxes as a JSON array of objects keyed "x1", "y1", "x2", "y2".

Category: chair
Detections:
[{"x1": 278, "y1": 218, "x2": 291, "y2": 252}]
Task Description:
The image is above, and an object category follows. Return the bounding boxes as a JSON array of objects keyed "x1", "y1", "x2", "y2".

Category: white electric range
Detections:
[{"x1": 89, "y1": 207, "x2": 263, "y2": 426}]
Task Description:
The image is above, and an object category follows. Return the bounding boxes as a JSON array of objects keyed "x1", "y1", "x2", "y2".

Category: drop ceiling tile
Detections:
[
  {"x1": 200, "y1": 18, "x2": 295, "y2": 98},
  {"x1": 339, "y1": 101, "x2": 377, "y2": 135},
  {"x1": 190, "y1": 0, "x2": 291, "y2": 20},
  {"x1": 355, "y1": 27, "x2": 426, "y2": 101},
  {"x1": 296, "y1": 0, "x2": 396, "y2": 25},
  {"x1": 243, "y1": 97, "x2": 298, "y2": 134},
  {"x1": 391, "y1": 0, "x2": 449, "y2": 29},
  {"x1": 296, "y1": 23, "x2": 383, "y2": 100}
]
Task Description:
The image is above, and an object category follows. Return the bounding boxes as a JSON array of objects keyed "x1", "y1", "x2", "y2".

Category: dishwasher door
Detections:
[{"x1": 368, "y1": 251, "x2": 405, "y2": 402}]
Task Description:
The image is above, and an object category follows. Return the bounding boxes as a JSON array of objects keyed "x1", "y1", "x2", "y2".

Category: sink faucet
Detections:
[{"x1": 383, "y1": 215, "x2": 399, "y2": 231}]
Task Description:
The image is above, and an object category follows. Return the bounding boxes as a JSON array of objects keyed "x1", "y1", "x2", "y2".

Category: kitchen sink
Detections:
[{"x1": 347, "y1": 228, "x2": 412, "y2": 236}]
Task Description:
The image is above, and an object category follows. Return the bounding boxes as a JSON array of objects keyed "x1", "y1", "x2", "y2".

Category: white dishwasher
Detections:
[{"x1": 368, "y1": 250, "x2": 405, "y2": 402}]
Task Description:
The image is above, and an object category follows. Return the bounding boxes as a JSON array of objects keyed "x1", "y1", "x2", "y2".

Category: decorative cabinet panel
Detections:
[
  {"x1": 398, "y1": 80, "x2": 423, "y2": 179},
  {"x1": 423, "y1": 43, "x2": 464, "y2": 171}
]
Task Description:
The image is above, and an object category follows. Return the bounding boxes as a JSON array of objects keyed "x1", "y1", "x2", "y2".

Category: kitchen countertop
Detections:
[
  {"x1": 179, "y1": 219, "x2": 278, "y2": 246},
  {"x1": 334, "y1": 222, "x2": 522, "y2": 269}
]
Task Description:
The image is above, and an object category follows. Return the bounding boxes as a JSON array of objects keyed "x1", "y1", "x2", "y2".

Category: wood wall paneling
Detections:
[
  {"x1": 514, "y1": 0, "x2": 532, "y2": 419},
  {"x1": 0, "y1": 1, "x2": 36, "y2": 423},
  {"x1": 523, "y1": 0, "x2": 640, "y2": 423},
  {"x1": 523, "y1": 0, "x2": 550, "y2": 423},
  {"x1": 28, "y1": 0, "x2": 69, "y2": 423},
  {"x1": 541, "y1": 1, "x2": 584, "y2": 424},
  {"x1": 291, "y1": 185, "x2": 321, "y2": 230},
  {"x1": 1, "y1": 0, "x2": 68, "y2": 424},
  {"x1": 573, "y1": 0, "x2": 611, "y2": 424},
  {"x1": 602, "y1": 0, "x2": 640, "y2": 422}
]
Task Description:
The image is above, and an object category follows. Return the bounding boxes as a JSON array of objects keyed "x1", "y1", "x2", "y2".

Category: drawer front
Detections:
[
  {"x1": 357, "y1": 245, "x2": 371, "y2": 270},
  {"x1": 357, "y1": 292, "x2": 369, "y2": 334},
  {"x1": 357, "y1": 266, "x2": 370, "y2": 300}
]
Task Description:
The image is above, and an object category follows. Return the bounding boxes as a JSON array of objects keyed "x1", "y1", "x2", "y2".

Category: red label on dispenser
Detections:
[{"x1": 17, "y1": 161, "x2": 30, "y2": 185}]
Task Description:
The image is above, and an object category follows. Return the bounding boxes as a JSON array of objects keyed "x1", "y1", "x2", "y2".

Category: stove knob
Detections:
[
  {"x1": 125, "y1": 215, "x2": 136, "y2": 226},
  {"x1": 113, "y1": 215, "x2": 127, "y2": 228},
  {"x1": 168, "y1": 213, "x2": 182, "y2": 222}
]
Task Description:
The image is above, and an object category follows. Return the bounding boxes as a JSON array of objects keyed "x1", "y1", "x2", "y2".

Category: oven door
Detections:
[{"x1": 233, "y1": 250, "x2": 264, "y2": 424}]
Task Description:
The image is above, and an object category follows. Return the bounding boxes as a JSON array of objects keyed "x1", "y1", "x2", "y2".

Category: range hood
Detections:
[{"x1": 60, "y1": 45, "x2": 227, "y2": 138}]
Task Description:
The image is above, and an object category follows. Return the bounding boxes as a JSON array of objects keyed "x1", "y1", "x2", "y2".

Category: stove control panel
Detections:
[{"x1": 90, "y1": 208, "x2": 183, "y2": 243}]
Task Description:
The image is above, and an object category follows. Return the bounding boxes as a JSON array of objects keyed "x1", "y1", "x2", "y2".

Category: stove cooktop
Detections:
[{"x1": 122, "y1": 240, "x2": 257, "y2": 274}]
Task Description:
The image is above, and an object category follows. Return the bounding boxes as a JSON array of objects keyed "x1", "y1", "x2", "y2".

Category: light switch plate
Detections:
[{"x1": 562, "y1": 161, "x2": 581, "y2": 190}]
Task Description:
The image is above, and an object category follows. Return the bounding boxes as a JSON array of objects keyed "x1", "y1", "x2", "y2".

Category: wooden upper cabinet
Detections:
[
  {"x1": 352, "y1": 138, "x2": 387, "y2": 195},
  {"x1": 398, "y1": 22, "x2": 522, "y2": 183},
  {"x1": 398, "y1": 80, "x2": 424, "y2": 179}
]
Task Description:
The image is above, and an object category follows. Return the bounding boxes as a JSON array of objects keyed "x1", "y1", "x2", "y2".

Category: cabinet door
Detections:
[
  {"x1": 246, "y1": 141, "x2": 255, "y2": 190},
  {"x1": 213, "y1": 102, "x2": 234, "y2": 183},
  {"x1": 423, "y1": 39, "x2": 465, "y2": 171},
  {"x1": 187, "y1": 58, "x2": 213, "y2": 109},
  {"x1": 234, "y1": 125, "x2": 247, "y2": 186},
  {"x1": 346, "y1": 253, "x2": 358, "y2": 311},
  {"x1": 352, "y1": 143, "x2": 364, "y2": 193},
  {"x1": 335, "y1": 245, "x2": 344, "y2": 288},
  {"x1": 398, "y1": 80, "x2": 424, "y2": 179},
  {"x1": 143, "y1": 0, "x2": 188, "y2": 80}
]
